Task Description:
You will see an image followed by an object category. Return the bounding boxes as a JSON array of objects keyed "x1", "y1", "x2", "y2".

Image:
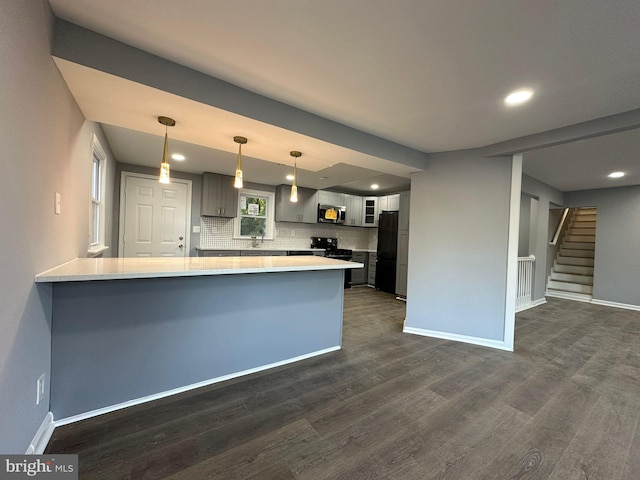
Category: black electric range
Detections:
[{"x1": 310, "y1": 237, "x2": 353, "y2": 287}]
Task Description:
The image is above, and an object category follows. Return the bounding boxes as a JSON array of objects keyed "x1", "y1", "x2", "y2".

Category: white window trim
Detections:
[
  {"x1": 233, "y1": 188, "x2": 275, "y2": 240},
  {"x1": 88, "y1": 134, "x2": 108, "y2": 256}
]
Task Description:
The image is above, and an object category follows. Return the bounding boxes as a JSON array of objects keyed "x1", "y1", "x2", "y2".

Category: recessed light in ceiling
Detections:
[
  {"x1": 318, "y1": 176, "x2": 327, "y2": 181},
  {"x1": 504, "y1": 89, "x2": 534, "y2": 106},
  {"x1": 608, "y1": 171, "x2": 625, "y2": 178},
  {"x1": 286, "y1": 174, "x2": 294, "y2": 181},
  {"x1": 371, "y1": 184, "x2": 379, "y2": 190},
  {"x1": 171, "y1": 153, "x2": 186, "y2": 161}
]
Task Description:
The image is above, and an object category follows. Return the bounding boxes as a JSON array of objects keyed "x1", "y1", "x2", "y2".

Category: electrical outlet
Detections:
[
  {"x1": 36, "y1": 374, "x2": 45, "y2": 405},
  {"x1": 291, "y1": 229, "x2": 296, "y2": 237}
]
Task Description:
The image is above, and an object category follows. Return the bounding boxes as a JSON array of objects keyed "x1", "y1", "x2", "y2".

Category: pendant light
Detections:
[
  {"x1": 158, "y1": 116, "x2": 176, "y2": 184},
  {"x1": 233, "y1": 136, "x2": 247, "y2": 189},
  {"x1": 289, "y1": 151, "x2": 302, "y2": 202}
]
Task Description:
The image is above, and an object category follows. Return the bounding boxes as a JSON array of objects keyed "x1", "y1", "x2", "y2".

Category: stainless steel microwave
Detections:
[{"x1": 318, "y1": 204, "x2": 346, "y2": 224}]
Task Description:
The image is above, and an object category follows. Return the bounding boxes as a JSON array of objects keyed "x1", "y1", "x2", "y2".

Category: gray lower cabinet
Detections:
[
  {"x1": 368, "y1": 252, "x2": 376, "y2": 285},
  {"x1": 198, "y1": 250, "x2": 241, "y2": 257},
  {"x1": 351, "y1": 251, "x2": 368, "y2": 285},
  {"x1": 201, "y1": 172, "x2": 238, "y2": 217},
  {"x1": 275, "y1": 185, "x2": 317, "y2": 223}
]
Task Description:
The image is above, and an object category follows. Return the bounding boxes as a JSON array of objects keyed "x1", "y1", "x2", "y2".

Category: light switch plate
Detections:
[
  {"x1": 192, "y1": 225, "x2": 201, "y2": 233},
  {"x1": 54, "y1": 192, "x2": 61, "y2": 215}
]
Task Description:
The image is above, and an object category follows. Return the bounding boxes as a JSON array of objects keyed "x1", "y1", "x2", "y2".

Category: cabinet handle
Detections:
[{"x1": 217, "y1": 208, "x2": 221, "y2": 215}]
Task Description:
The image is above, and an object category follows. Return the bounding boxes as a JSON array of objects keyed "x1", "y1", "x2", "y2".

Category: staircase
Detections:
[{"x1": 546, "y1": 207, "x2": 596, "y2": 300}]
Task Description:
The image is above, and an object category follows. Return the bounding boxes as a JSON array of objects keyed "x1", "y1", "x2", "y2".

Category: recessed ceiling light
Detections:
[
  {"x1": 371, "y1": 184, "x2": 379, "y2": 190},
  {"x1": 608, "y1": 171, "x2": 625, "y2": 178},
  {"x1": 171, "y1": 153, "x2": 186, "y2": 161},
  {"x1": 318, "y1": 176, "x2": 327, "y2": 181},
  {"x1": 504, "y1": 89, "x2": 534, "y2": 106},
  {"x1": 286, "y1": 174, "x2": 294, "y2": 181}
]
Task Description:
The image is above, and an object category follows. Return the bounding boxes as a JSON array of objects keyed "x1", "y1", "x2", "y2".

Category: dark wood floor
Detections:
[{"x1": 46, "y1": 288, "x2": 640, "y2": 480}]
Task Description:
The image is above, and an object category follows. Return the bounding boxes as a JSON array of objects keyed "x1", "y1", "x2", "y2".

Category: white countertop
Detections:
[
  {"x1": 35, "y1": 256, "x2": 363, "y2": 283},
  {"x1": 196, "y1": 247, "x2": 326, "y2": 252}
]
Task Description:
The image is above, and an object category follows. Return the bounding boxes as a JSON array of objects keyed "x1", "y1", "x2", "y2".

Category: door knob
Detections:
[{"x1": 179, "y1": 236, "x2": 184, "y2": 240}]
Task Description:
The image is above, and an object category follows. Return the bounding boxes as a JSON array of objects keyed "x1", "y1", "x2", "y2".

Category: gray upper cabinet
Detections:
[
  {"x1": 201, "y1": 172, "x2": 238, "y2": 217},
  {"x1": 379, "y1": 194, "x2": 400, "y2": 212},
  {"x1": 344, "y1": 194, "x2": 363, "y2": 226},
  {"x1": 362, "y1": 197, "x2": 378, "y2": 227},
  {"x1": 317, "y1": 190, "x2": 345, "y2": 206},
  {"x1": 275, "y1": 185, "x2": 317, "y2": 223}
]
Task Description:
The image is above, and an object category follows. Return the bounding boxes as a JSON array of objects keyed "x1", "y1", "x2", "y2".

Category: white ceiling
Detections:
[{"x1": 49, "y1": 0, "x2": 640, "y2": 193}]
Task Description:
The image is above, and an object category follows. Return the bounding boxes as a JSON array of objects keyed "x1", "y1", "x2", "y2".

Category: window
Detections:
[
  {"x1": 234, "y1": 189, "x2": 275, "y2": 240},
  {"x1": 89, "y1": 135, "x2": 108, "y2": 255}
]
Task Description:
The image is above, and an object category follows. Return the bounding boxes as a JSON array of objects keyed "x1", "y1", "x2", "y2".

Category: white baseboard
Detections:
[
  {"x1": 545, "y1": 290, "x2": 593, "y2": 302},
  {"x1": 54, "y1": 345, "x2": 341, "y2": 427},
  {"x1": 403, "y1": 326, "x2": 513, "y2": 352},
  {"x1": 26, "y1": 412, "x2": 54, "y2": 454},
  {"x1": 591, "y1": 299, "x2": 640, "y2": 312},
  {"x1": 515, "y1": 298, "x2": 547, "y2": 313}
]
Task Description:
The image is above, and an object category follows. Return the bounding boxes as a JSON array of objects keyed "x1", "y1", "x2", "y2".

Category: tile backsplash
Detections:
[{"x1": 200, "y1": 217, "x2": 377, "y2": 251}]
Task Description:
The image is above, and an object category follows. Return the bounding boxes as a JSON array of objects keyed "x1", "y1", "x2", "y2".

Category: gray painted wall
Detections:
[
  {"x1": 50, "y1": 270, "x2": 344, "y2": 419},
  {"x1": 520, "y1": 174, "x2": 564, "y2": 301},
  {"x1": 405, "y1": 153, "x2": 513, "y2": 342},
  {"x1": 0, "y1": 0, "x2": 115, "y2": 452},
  {"x1": 565, "y1": 186, "x2": 640, "y2": 306}
]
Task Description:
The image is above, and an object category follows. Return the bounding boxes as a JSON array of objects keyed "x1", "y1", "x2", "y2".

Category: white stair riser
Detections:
[
  {"x1": 557, "y1": 256, "x2": 594, "y2": 266},
  {"x1": 547, "y1": 280, "x2": 593, "y2": 294},
  {"x1": 562, "y1": 242, "x2": 595, "y2": 250},
  {"x1": 550, "y1": 272, "x2": 594, "y2": 285},
  {"x1": 559, "y1": 248, "x2": 595, "y2": 258},
  {"x1": 553, "y1": 263, "x2": 594, "y2": 275}
]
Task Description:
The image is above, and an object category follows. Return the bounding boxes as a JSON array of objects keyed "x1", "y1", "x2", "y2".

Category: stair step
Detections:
[
  {"x1": 547, "y1": 280, "x2": 594, "y2": 294},
  {"x1": 571, "y1": 221, "x2": 596, "y2": 229},
  {"x1": 557, "y1": 255, "x2": 594, "y2": 266},
  {"x1": 576, "y1": 207, "x2": 597, "y2": 215},
  {"x1": 554, "y1": 263, "x2": 594, "y2": 275},
  {"x1": 545, "y1": 290, "x2": 593, "y2": 302},
  {"x1": 550, "y1": 271, "x2": 594, "y2": 285},
  {"x1": 565, "y1": 235, "x2": 596, "y2": 242},
  {"x1": 562, "y1": 242, "x2": 595, "y2": 250},
  {"x1": 574, "y1": 213, "x2": 597, "y2": 222},
  {"x1": 559, "y1": 248, "x2": 595, "y2": 258},
  {"x1": 568, "y1": 227, "x2": 596, "y2": 236}
]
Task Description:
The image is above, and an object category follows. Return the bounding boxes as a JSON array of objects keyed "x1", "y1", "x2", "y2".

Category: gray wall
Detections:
[
  {"x1": 520, "y1": 174, "x2": 564, "y2": 302},
  {"x1": 405, "y1": 153, "x2": 514, "y2": 342},
  {"x1": 0, "y1": 0, "x2": 115, "y2": 453},
  {"x1": 565, "y1": 186, "x2": 640, "y2": 306}
]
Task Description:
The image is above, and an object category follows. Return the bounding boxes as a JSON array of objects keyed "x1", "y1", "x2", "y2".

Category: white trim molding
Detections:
[
  {"x1": 26, "y1": 412, "x2": 54, "y2": 454},
  {"x1": 591, "y1": 299, "x2": 640, "y2": 312},
  {"x1": 503, "y1": 153, "x2": 523, "y2": 351},
  {"x1": 403, "y1": 326, "x2": 513, "y2": 352},
  {"x1": 515, "y1": 298, "x2": 547, "y2": 313},
  {"x1": 54, "y1": 346, "x2": 340, "y2": 427}
]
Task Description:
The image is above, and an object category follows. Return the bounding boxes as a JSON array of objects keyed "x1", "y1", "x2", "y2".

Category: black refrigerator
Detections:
[{"x1": 375, "y1": 211, "x2": 398, "y2": 294}]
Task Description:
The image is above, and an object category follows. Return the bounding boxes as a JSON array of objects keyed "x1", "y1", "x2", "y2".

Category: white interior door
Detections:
[{"x1": 122, "y1": 175, "x2": 189, "y2": 257}]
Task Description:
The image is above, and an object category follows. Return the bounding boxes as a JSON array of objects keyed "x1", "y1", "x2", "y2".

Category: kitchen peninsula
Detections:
[{"x1": 36, "y1": 256, "x2": 361, "y2": 421}]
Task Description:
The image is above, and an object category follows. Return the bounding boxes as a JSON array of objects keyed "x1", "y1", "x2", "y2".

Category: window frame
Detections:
[
  {"x1": 88, "y1": 134, "x2": 108, "y2": 256},
  {"x1": 233, "y1": 188, "x2": 275, "y2": 240}
]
